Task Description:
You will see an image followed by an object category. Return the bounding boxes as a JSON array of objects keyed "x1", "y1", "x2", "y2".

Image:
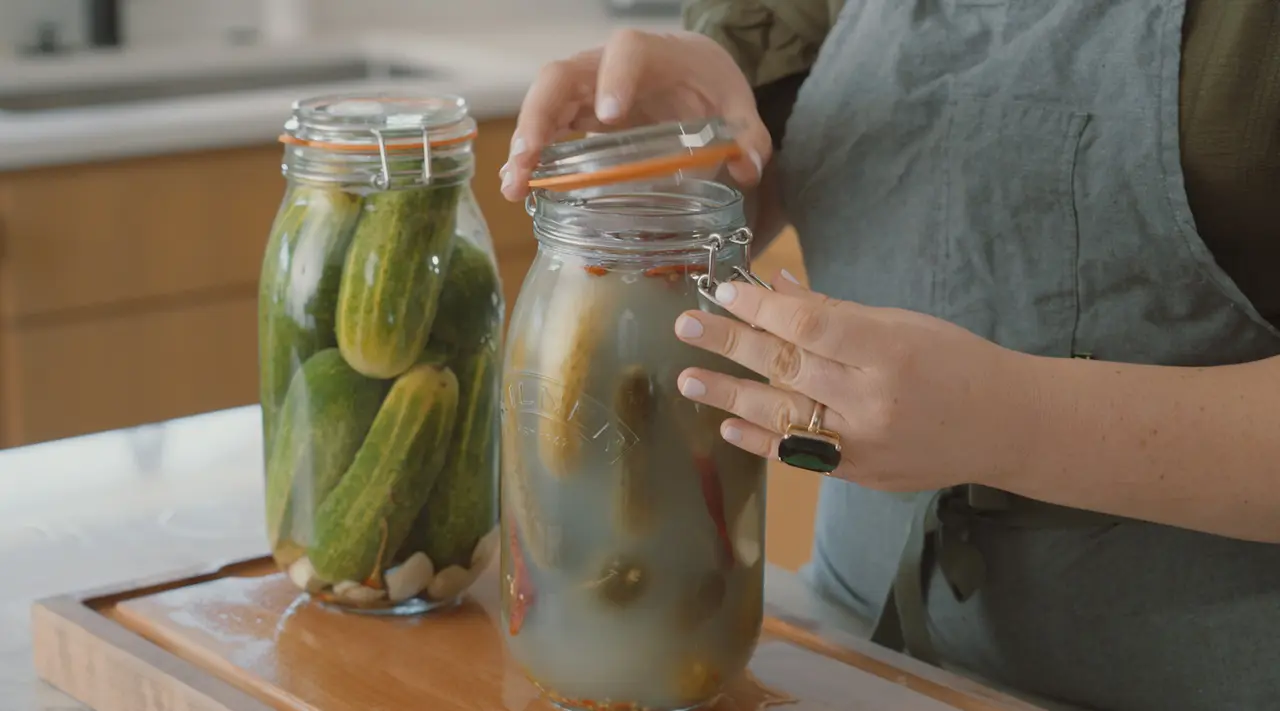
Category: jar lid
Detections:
[
  {"x1": 278, "y1": 91, "x2": 478, "y2": 152},
  {"x1": 527, "y1": 117, "x2": 743, "y2": 192}
]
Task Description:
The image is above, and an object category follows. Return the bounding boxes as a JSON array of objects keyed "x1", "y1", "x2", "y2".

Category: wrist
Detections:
[{"x1": 978, "y1": 346, "x2": 1059, "y2": 491}]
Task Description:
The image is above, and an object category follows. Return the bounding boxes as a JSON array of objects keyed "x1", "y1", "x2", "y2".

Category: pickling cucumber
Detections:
[
  {"x1": 397, "y1": 342, "x2": 500, "y2": 570},
  {"x1": 431, "y1": 238, "x2": 503, "y2": 354},
  {"x1": 335, "y1": 185, "x2": 462, "y2": 379},
  {"x1": 263, "y1": 348, "x2": 388, "y2": 551},
  {"x1": 613, "y1": 365, "x2": 655, "y2": 537},
  {"x1": 257, "y1": 185, "x2": 364, "y2": 448},
  {"x1": 307, "y1": 361, "x2": 461, "y2": 585}
]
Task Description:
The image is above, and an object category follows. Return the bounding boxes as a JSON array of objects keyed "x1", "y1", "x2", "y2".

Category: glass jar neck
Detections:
[
  {"x1": 278, "y1": 92, "x2": 478, "y2": 191},
  {"x1": 282, "y1": 138, "x2": 475, "y2": 191},
  {"x1": 527, "y1": 178, "x2": 751, "y2": 265}
]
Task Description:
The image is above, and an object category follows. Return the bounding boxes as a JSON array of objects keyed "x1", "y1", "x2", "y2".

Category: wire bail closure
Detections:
[
  {"x1": 695, "y1": 227, "x2": 773, "y2": 330},
  {"x1": 371, "y1": 127, "x2": 433, "y2": 189}
]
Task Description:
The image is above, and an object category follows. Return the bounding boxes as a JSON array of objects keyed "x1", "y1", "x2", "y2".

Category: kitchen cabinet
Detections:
[{"x1": 0, "y1": 117, "x2": 535, "y2": 449}]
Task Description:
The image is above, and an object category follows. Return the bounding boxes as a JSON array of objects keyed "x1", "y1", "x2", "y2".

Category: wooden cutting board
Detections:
[{"x1": 30, "y1": 555, "x2": 1047, "y2": 711}]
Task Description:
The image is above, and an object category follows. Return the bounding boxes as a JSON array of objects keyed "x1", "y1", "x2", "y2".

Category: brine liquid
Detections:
[{"x1": 500, "y1": 250, "x2": 768, "y2": 711}]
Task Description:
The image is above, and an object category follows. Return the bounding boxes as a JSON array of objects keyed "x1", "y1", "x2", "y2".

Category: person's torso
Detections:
[{"x1": 775, "y1": 2, "x2": 1280, "y2": 709}]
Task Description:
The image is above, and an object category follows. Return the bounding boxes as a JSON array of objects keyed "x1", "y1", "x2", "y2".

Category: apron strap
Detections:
[{"x1": 869, "y1": 485, "x2": 1129, "y2": 665}]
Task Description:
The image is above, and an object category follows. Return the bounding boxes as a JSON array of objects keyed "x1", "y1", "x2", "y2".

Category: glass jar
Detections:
[
  {"x1": 499, "y1": 119, "x2": 768, "y2": 711},
  {"x1": 258, "y1": 92, "x2": 503, "y2": 615}
]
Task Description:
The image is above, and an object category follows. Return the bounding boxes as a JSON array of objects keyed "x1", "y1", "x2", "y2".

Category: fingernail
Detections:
[
  {"x1": 714, "y1": 282, "x2": 737, "y2": 305},
  {"x1": 675, "y1": 314, "x2": 704, "y2": 338},
  {"x1": 680, "y1": 377, "x2": 707, "y2": 398},
  {"x1": 722, "y1": 424, "x2": 742, "y2": 444},
  {"x1": 501, "y1": 171, "x2": 515, "y2": 193},
  {"x1": 747, "y1": 148, "x2": 763, "y2": 178},
  {"x1": 510, "y1": 136, "x2": 527, "y2": 157},
  {"x1": 597, "y1": 94, "x2": 622, "y2": 121},
  {"x1": 780, "y1": 268, "x2": 799, "y2": 284},
  {"x1": 499, "y1": 161, "x2": 510, "y2": 177}
]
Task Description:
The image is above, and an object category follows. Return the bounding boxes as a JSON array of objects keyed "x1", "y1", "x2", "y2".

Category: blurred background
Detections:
[{"x1": 0, "y1": 0, "x2": 815, "y2": 570}]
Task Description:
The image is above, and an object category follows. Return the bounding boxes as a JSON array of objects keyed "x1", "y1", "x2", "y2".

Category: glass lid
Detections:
[{"x1": 527, "y1": 117, "x2": 743, "y2": 192}]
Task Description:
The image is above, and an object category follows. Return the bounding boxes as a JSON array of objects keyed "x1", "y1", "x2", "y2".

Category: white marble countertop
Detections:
[
  {"x1": 0, "y1": 19, "x2": 681, "y2": 172},
  {"x1": 0, "y1": 404, "x2": 1082, "y2": 711}
]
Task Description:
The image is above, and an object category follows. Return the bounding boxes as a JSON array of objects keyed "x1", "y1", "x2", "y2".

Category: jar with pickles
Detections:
[
  {"x1": 257, "y1": 92, "x2": 503, "y2": 615},
  {"x1": 499, "y1": 119, "x2": 768, "y2": 710}
]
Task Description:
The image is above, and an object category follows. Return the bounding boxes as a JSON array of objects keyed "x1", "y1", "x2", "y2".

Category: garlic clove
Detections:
[
  {"x1": 384, "y1": 552, "x2": 435, "y2": 603},
  {"x1": 426, "y1": 563, "x2": 482, "y2": 601},
  {"x1": 333, "y1": 580, "x2": 387, "y2": 605},
  {"x1": 288, "y1": 556, "x2": 326, "y2": 594}
]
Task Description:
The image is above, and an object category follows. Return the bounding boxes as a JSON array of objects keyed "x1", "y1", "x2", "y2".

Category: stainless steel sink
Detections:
[{"x1": 0, "y1": 59, "x2": 444, "y2": 113}]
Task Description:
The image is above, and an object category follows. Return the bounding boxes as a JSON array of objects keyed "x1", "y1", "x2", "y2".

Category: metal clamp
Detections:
[
  {"x1": 371, "y1": 127, "x2": 433, "y2": 189},
  {"x1": 694, "y1": 227, "x2": 773, "y2": 330}
]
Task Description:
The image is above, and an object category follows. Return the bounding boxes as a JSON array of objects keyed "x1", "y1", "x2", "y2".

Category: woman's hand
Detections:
[
  {"x1": 498, "y1": 29, "x2": 771, "y2": 201},
  {"x1": 674, "y1": 274, "x2": 1037, "y2": 492}
]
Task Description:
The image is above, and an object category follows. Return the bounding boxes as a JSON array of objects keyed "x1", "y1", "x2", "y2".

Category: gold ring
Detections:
[
  {"x1": 807, "y1": 402, "x2": 826, "y2": 433},
  {"x1": 777, "y1": 400, "x2": 843, "y2": 474}
]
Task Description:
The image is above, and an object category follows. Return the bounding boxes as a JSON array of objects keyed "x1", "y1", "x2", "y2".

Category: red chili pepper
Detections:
[
  {"x1": 584, "y1": 265, "x2": 609, "y2": 276},
  {"x1": 507, "y1": 522, "x2": 535, "y2": 636},
  {"x1": 693, "y1": 454, "x2": 735, "y2": 569}
]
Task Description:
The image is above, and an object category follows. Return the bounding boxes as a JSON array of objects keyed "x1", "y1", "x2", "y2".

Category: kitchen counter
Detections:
[
  {"x1": 0, "y1": 19, "x2": 680, "y2": 172},
  {"x1": 0, "y1": 405, "x2": 1083, "y2": 711}
]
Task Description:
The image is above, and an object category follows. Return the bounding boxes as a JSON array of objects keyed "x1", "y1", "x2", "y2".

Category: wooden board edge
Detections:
[
  {"x1": 39, "y1": 555, "x2": 273, "y2": 607},
  {"x1": 31, "y1": 595, "x2": 275, "y2": 711}
]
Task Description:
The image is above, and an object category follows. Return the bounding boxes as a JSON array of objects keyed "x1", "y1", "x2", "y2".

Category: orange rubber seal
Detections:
[{"x1": 527, "y1": 142, "x2": 743, "y2": 191}]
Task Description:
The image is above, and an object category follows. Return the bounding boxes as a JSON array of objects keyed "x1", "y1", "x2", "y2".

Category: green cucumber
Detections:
[
  {"x1": 396, "y1": 343, "x2": 500, "y2": 569},
  {"x1": 431, "y1": 238, "x2": 503, "y2": 354},
  {"x1": 335, "y1": 185, "x2": 462, "y2": 379},
  {"x1": 257, "y1": 185, "x2": 364, "y2": 448},
  {"x1": 307, "y1": 361, "x2": 461, "y2": 584},
  {"x1": 263, "y1": 348, "x2": 388, "y2": 551}
]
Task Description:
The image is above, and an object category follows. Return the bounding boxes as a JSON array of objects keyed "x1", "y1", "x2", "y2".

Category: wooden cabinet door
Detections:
[{"x1": 0, "y1": 146, "x2": 284, "y2": 321}]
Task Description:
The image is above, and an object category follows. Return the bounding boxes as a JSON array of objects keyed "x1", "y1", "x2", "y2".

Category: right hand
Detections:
[{"x1": 498, "y1": 29, "x2": 772, "y2": 202}]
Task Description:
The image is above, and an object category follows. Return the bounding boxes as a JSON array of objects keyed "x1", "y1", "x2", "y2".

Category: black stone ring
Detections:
[{"x1": 776, "y1": 401, "x2": 843, "y2": 474}]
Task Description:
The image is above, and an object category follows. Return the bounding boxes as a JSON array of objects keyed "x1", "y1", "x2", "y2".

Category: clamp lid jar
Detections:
[
  {"x1": 259, "y1": 91, "x2": 504, "y2": 616},
  {"x1": 499, "y1": 118, "x2": 769, "y2": 711}
]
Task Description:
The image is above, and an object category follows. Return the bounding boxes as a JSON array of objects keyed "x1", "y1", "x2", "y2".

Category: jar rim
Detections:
[
  {"x1": 279, "y1": 91, "x2": 478, "y2": 153},
  {"x1": 529, "y1": 177, "x2": 749, "y2": 259}
]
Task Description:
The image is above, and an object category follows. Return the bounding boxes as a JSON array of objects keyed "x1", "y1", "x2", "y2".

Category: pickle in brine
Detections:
[
  {"x1": 585, "y1": 554, "x2": 649, "y2": 608},
  {"x1": 502, "y1": 411, "x2": 561, "y2": 570},
  {"x1": 535, "y1": 263, "x2": 614, "y2": 478},
  {"x1": 613, "y1": 365, "x2": 655, "y2": 537}
]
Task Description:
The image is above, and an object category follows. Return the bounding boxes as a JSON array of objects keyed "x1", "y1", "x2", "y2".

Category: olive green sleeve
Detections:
[{"x1": 681, "y1": 0, "x2": 843, "y2": 88}]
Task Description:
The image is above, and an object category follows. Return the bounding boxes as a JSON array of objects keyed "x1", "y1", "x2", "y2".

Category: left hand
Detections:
[{"x1": 673, "y1": 273, "x2": 1035, "y2": 491}]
